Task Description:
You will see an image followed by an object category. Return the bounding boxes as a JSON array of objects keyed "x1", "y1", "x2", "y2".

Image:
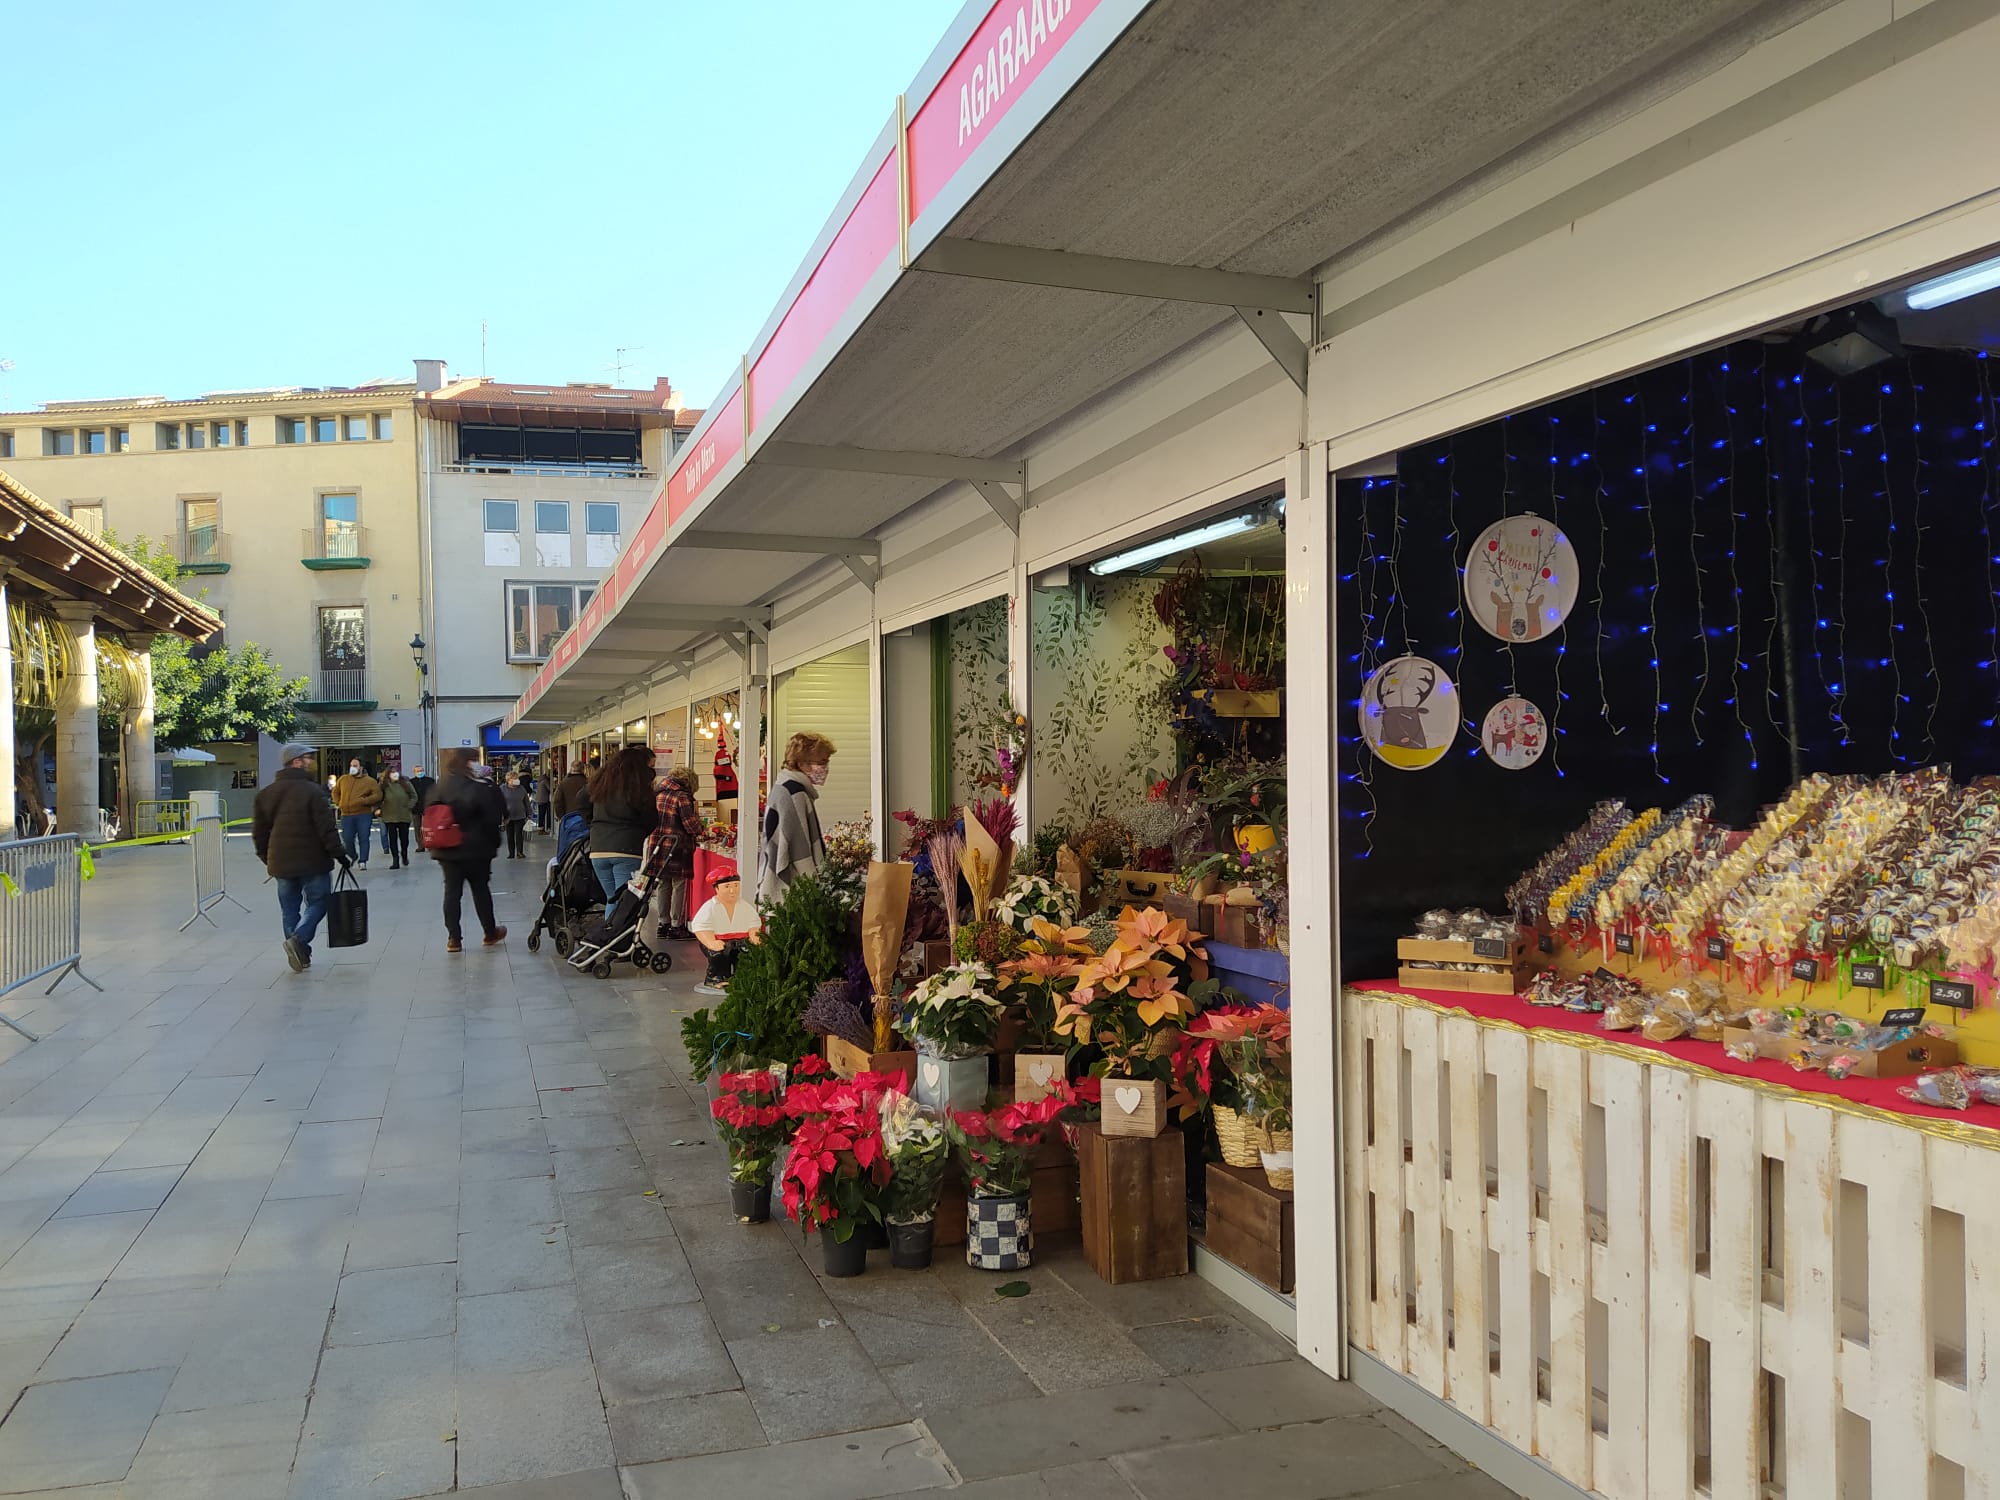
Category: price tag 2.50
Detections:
[
  {"x1": 1614, "y1": 932, "x2": 1635, "y2": 955},
  {"x1": 1850, "y1": 962, "x2": 1886, "y2": 990},
  {"x1": 1930, "y1": 979, "x2": 1977, "y2": 1011},
  {"x1": 1791, "y1": 957, "x2": 1821, "y2": 984}
]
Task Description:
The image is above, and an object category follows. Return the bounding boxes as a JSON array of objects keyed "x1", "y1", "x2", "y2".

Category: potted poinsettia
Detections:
[
  {"x1": 945, "y1": 1092, "x2": 1069, "y2": 1271},
  {"x1": 1056, "y1": 905, "x2": 1215, "y2": 1137},
  {"x1": 900, "y1": 961, "x2": 1003, "y2": 1113},
  {"x1": 709, "y1": 1069, "x2": 790, "y2": 1222},
  {"x1": 878, "y1": 1092, "x2": 951, "y2": 1269},
  {"x1": 999, "y1": 918, "x2": 1093, "y2": 1101},
  {"x1": 1188, "y1": 1004, "x2": 1293, "y2": 1187},
  {"x1": 780, "y1": 1101, "x2": 891, "y2": 1277},
  {"x1": 1167, "y1": 1001, "x2": 1266, "y2": 1165},
  {"x1": 992, "y1": 873, "x2": 1077, "y2": 934}
]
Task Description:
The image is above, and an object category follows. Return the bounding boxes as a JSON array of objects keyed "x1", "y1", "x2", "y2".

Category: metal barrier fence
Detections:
[
  {"x1": 179, "y1": 815, "x2": 247, "y2": 931},
  {"x1": 0, "y1": 835, "x2": 102, "y2": 1042},
  {"x1": 135, "y1": 799, "x2": 193, "y2": 838}
]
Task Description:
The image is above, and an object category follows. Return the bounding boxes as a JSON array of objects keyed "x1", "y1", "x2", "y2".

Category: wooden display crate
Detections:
[
  {"x1": 1397, "y1": 965, "x2": 1528, "y2": 996},
  {"x1": 1718, "y1": 1025, "x2": 1958, "y2": 1078},
  {"x1": 1076, "y1": 1122, "x2": 1188, "y2": 1284},
  {"x1": 1105, "y1": 869, "x2": 1171, "y2": 906},
  {"x1": 825, "y1": 1036, "x2": 915, "y2": 1082},
  {"x1": 1205, "y1": 1161, "x2": 1294, "y2": 1293},
  {"x1": 1203, "y1": 688, "x2": 1282, "y2": 718},
  {"x1": 1397, "y1": 936, "x2": 1528, "y2": 966}
]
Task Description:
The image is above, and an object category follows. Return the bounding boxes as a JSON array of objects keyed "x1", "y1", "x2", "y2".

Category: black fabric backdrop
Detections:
[{"x1": 1335, "y1": 338, "x2": 2000, "y2": 978}]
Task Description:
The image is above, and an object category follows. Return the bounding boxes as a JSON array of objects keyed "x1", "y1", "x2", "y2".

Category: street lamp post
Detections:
[{"x1": 410, "y1": 634, "x2": 435, "y2": 769}]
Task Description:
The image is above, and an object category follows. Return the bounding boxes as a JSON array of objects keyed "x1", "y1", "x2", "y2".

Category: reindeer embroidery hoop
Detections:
[
  {"x1": 1358, "y1": 655, "x2": 1456, "y2": 771},
  {"x1": 1464, "y1": 515, "x2": 1579, "y2": 643},
  {"x1": 1481, "y1": 695, "x2": 1547, "y2": 771}
]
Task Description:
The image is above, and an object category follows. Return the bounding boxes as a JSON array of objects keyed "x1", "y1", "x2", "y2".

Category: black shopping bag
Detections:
[{"x1": 327, "y1": 867, "x2": 369, "y2": 948}]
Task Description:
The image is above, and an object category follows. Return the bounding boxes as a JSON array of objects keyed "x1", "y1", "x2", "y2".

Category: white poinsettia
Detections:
[
  {"x1": 902, "y1": 962, "x2": 1003, "y2": 1057},
  {"x1": 993, "y1": 874, "x2": 1076, "y2": 934}
]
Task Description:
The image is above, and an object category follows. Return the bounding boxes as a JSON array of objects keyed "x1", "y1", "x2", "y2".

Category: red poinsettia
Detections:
[
  {"x1": 946, "y1": 1090, "x2": 1080, "y2": 1197},
  {"x1": 1166, "y1": 1001, "x2": 1258, "y2": 1120},
  {"x1": 783, "y1": 1068, "x2": 909, "y2": 1125},
  {"x1": 710, "y1": 1071, "x2": 791, "y2": 1186},
  {"x1": 780, "y1": 1105, "x2": 890, "y2": 1241}
]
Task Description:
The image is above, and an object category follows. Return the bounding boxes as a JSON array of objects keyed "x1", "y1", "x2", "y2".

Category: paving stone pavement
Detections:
[{"x1": 0, "y1": 836, "x2": 1518, "y2": 1499}]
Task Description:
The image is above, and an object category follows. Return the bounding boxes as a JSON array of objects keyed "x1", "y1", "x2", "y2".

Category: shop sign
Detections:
[{"x1": 667, "y1": 388, "x2": 744, "y2": 527}]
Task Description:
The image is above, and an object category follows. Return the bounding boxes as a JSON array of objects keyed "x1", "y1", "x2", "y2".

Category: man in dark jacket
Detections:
[
  {"x1": 553, "y1": 763, "x2": 590, "y2": 825},
  {"x1": 427, "y1": 748, "x2": 508, "y2": 953},
  {"x1": 252, "y1": 743, "x2": 349, "y2": 972}
]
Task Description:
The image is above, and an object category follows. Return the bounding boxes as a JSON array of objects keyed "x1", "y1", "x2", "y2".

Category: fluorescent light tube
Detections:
[
  {"x1": 1088, "y1": 513, "x2": 1260, "y2": 576},
  {"x1": 1905, "y1": 255, "x2": 2000, "y2": 311}
]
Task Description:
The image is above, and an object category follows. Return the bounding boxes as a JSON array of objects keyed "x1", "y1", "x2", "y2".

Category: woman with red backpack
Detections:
[{"x1": 422, "y1": 747, "x2": 508, "y2": 953}]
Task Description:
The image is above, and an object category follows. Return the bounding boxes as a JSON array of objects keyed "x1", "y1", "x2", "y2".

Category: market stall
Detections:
[{"x1": 1333, "y1": 244, "x2": 2000, "y2": 1496}]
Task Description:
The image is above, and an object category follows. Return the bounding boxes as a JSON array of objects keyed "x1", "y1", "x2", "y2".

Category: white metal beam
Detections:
[
  {"x1": 1236, "y1": 307, "x2": 1309, "y2": 393},
  {"x1": 753, "y1": 440, "x2": 1023, "y2": 487},
  {"x1": 918, "y1": 236, "x2": 1315, "y2": 316},
  {"x1": 617, "y1": 605, "x2": 773, "y2": 629},
  {"x1": 674, "y1": 531, "x2": 881, "y2": 560},
  {"x1": 842, "y1": 556, "x2": 881, "y2": 589},
  {"x1": 972, "y1": 480, "x2": 1022, "y2": 534}
]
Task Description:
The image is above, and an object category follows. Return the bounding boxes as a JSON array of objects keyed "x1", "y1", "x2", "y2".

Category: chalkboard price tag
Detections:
[
  {"x1": 1472, "y1": 937, "x2": 1508, "y2": 960},
  {"x1": 1791, "y1": 957, "x2": 1821, "y2": 984},
  {"x1": 1538, "y1": 932, "x2": 1555, "y2": 955},
  {"x1": 1705, "y1": 936, "x2": 1727, "y2": 961},
  {"x1": 1850, "y1": 962, "x2": 1886, "y2": 990},
  {"x1": 1614, "y1": 932, "x2": 1635, "y2": 955},
  {"x1": 1593, "y1": 968, "x2": 1622, "y2": 985},
  {"x1": 1881, "y1": 1006, "x2": 1925, "y2": 1026},
  {"x1": 1930, "y1": 979, "x2": 1976, "y2": 1011}
]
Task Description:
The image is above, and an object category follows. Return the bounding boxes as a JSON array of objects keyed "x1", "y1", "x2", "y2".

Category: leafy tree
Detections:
[{"x1": 682, "y1": 874, "x2": 850, "y2": 1079}]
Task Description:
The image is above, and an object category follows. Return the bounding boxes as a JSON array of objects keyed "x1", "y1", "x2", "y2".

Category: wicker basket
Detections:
[
  {"x1": 1257, "y1": 1126, "x2": 1295, "y2": 1191},
  {"x1": 1212, "y1": 1105, "x2": 1264, "y2": 1169}
]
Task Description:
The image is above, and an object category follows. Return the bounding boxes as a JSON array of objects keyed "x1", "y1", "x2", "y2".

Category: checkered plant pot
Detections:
[{"x1": 966, "y1": 1192, "x2": 1033, "y2": 1271}]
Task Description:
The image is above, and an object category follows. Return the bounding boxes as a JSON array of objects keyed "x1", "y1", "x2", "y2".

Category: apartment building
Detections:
[
  {"x1": 415, "y1": 373, "x2": 697, "y2": 759},
  {"x1": 0, "y1": 380, "x2": 426, "y2": 784}
]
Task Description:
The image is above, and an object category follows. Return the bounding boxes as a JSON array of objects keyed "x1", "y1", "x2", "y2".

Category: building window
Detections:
[
  {"x1": 586, "y1": 501, "x2": 620, "y2": 566},
  {"x1": 534, "y1": 501, "x2": 571, "y2": 568},
  {"x1": 185, "y1": 422, "x2": 206, "y2": 450},
  {"x1": 156, "y1": 423, "x2": 180, "y2": 450},
  {"x1": 236, "y1": 421, "x2": 248, "y2": 446},
  {"x1": 280, "y1": 417, "x2": 306, "y2": 444},
  {"x1": 373, "y1": 413, "x2": 393, "y2": 441},
  {"x1": 313, "y1": 416, "x2": 337, "y2": 443},
  {"x1": 0, "y1": 432, "x2": 12, "y2": 459},
  {"x1": 344, "y1": 414, "x2": 369, "y2": 441},
  {"x1": 181, "y1": 498, "x2": 220, "y2": 566},
  {"x1": 483, "y1": 499, "x2": 521, "y2": 567},
  {"x1": 318, "y1": 605, "x2": 367, "y2": 698},
  {"x1": 319, "y1": 492, "x2": 360, "y2": 557},
  {"x1": 81, "y1": 429, "x2": 107, "y2": 455},
  {"x1": 68, "y1": 502, "x2": 104, "y2": 535},
  {"x1": 113, "y1": 427, "x2": 130, "y2": 452},
  {"x1": 212, "y1": 421, "x2": 233, "y2": 447},
  {"x1": 505, "y1": 581, "x2": 595, "y2": 662},
  {"x1": 46, "y1": 429, "x2": 75, "y2": 456}
]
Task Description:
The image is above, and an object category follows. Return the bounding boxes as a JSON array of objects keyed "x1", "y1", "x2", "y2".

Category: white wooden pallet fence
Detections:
[{"x1": 1343, "y1": 990, "x2": 2000, "y2": 1500}]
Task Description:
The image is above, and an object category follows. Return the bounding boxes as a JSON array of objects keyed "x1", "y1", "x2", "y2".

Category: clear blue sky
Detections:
[{"x1": 1, "y1": 1, "x2": 961, "y2": 412}]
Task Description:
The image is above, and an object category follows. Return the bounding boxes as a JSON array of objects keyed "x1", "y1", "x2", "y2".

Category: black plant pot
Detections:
[
  {"x1": 730, "y1": 1180, "x2": 771, "y2": 1223},
  {"x1": 888, "y1": 1219, "x2": 936, "y2": 1270},
  {"x1": 820, "y1": 1225, "x2": 869, "y2": 1277}
]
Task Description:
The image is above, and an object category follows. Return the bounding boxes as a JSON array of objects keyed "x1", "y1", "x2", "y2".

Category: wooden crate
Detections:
[
  {"x1": 1397, "y1": 936, "x2": 1528, "y2": 966},
  {"x1": 1077, "y1": 1122, "x2": 1187, "y2": 1284},
  {"x1": 1105, "y1": 869, "x2": 1171, "y2": 906},
  {"x1": 1398, "y1": 965, "x2": 1526, "y2": 996},
  {"x1": 923, "y1": 940, "x2": 952, "y2": 976},
  {"x1": 1206, "y1": 1162, "x2": 1294, "y2": 1292},
  {"x1": 1718, "y1": 1026, "x2": 1958, "y2": 1078},
  {"x1": 1100, "y1": 1075, "x2": 1167, "y2": 1137},
  {"x1": 825, "y1": 1036, "x2": 915, "y2": 1081},
  {"x1": 1204, "y1": 688, "x2": 1282, "y2": 718}
]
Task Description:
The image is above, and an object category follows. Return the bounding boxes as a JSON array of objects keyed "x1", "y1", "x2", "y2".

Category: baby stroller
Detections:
[
  {"x1": 526, "y1": 814, "x2": 603, "y2": 958},
  {"x1": 568, "y1": 837, "x2": 674, "y2": 979}
]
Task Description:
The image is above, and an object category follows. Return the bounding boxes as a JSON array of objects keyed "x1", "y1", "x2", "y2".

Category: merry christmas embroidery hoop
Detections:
[{"x1": 1464, "y1": 514, "x2": 1580, "y2": 643}]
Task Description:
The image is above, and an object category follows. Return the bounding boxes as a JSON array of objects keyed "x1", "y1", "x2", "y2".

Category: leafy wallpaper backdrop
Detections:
[
  {"x1": 1031, "y1": 577, "x2": 1174, "y2": 827},
  {"x1": 947, "y1": 597, "x2": 1010, "y2": 809}
]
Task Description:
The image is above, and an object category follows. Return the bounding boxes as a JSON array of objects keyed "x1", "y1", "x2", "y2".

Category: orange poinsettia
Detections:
[
  {"x1": 998, "y1": 918, "x2": 1094, "y2": 1051},
  {"x1": 1054, "y1": 905, "x2": 1215, "y2": 1080}
]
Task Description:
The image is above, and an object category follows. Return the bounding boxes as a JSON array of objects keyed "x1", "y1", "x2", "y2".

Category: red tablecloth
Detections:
[
  {"x1": 693, "y1": 847, "x2": 738, "y2": 896},
  {"x1": 1352, "y1": 979, "x2": 1998, "y2": 1136}
]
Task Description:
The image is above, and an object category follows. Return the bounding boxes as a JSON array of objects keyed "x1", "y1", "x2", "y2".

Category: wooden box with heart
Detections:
[
  {"x1": 1077, "y1": 1122, "x2": 1187, "y2": 1283},
  {"x1": 825, "y1": 1037, "x2": 915, "y2": 1083},
  {"x1": 915, "y1": 1051, "x2": 989, "y2": 1113},
  {"x1": 1013, "y1": 1052, "x2": 1066, "y2": 1103},
  {"x1": 1098, "y1": 1075, "x2": 1166, "y2": 1138}
]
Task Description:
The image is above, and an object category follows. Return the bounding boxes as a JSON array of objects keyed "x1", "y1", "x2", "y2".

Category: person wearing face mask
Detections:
[
  {"x1": 333, "y1": 757, "x2": 384, "y2": 869},
  {"x1": 378, "y1": 767, "x2": 418, "y2": 868},
  {"x1": 756, "y1": 732, "x2": 833, "y2": 905},
  {"x1": 501, "y1": 772, "x2": 531, "y2": 858}
]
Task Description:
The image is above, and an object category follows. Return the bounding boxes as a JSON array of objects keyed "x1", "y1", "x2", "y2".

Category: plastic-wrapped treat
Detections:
[{"x1": 1899, "y1": 1069, "x2": 1973, "y2": 1110}]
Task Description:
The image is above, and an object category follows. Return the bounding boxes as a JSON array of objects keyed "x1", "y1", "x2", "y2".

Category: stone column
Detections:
[
  {"x1": 121, "y1": 634, "x2": 158, "y2": 829},
  {"x1": 0, "y1": 564, "x2": 15, "y2": 837},
  {"x1": 52, "y1": 603, "x2": 101, "y2": 841}
]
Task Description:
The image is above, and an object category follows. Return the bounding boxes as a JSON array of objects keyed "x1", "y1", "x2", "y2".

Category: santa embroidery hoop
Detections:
[
  {"x1": 1481, "y1": 696, "x2": 1547, "y2": 771},
  {"x1": 1464, "y1": 515, "x2": 1579, "y2": 643}
]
